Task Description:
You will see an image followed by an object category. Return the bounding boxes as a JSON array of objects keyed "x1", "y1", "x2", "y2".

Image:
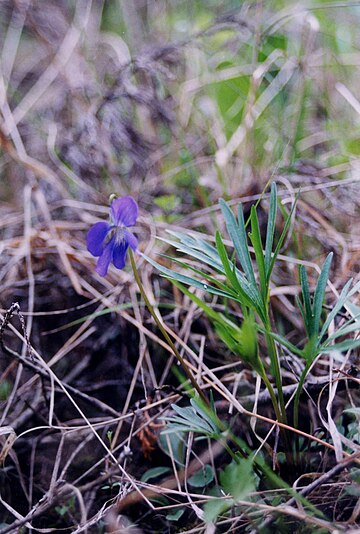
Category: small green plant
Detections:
[
  {"x1": 159, "y1": 393, "x2": 325, "y2": 524},
  {"x1": 55, "y1": 496, "x2": 76, "y2": 518},
  {"x1": 145, "y1": 182, "x2": 360, "y2": 455},
  {"x1": 145, "y1": 184, "x2": 295, "y2": 442}
]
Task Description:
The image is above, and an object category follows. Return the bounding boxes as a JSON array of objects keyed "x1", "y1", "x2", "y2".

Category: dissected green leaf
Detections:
[
  {"x1": 163, "y1": 402, "x2": 219, "y2": 437},
  {"x1": 171, "y1": 279, "x2": 227, "y2": 323},
  {"x1": 264, "y1": 182, "x2": 277, "y2": 275},
  {"x1": 219, "y1": 199, "x2": 256, "y2": 285},
  {"x1": 172, "y1": 404, "x2": 218, "y2": 433},
  {"x1": 248, "y1": 205, "x2": 267, "y2": 297},
  {"x1": 295, "y1": 294, "x2": 307, "y2": 331},
  {"x1": 170, "y1": 279, "x2": 262, "y2": 371},
  {"x1": 166, "y1": 230, "x2": 222, "y2": 265},
  {"x1": 215, "y1": 230, "x2": 244, "y2": 296},
  {"x1": 140, "y1": 466, "x2": 171, "y2": 483},
  {"x1": 163, "y1": 236, "x2": 224, "y2": 272},
  {"x1": 203, "y1": 497, "x2": 233, "y2": 523},
  {"x1": 166, "y1": 255, "x2": 238, "y2": 296},
  {"x1": 347, "y1": 301, "x2": 360, "y2": 318},
  {"x1": 260, "y1": 329, "x2": 304, "y2": 358},
  {"x1": 215, "y1": 313, "x2": 263, "y2": 372},
  {"x1": 188, "y1": 465, "x2": 215, "y2": 487},
  {"x1": 215, "y1": 231, "x2": 258, "y2": 310},
  {"x1": 159, "y1": 430, "x2": 185, "y2": 466},
  {"x1": 268, "y1": 191, "x2": 299, "y2": 276},
  {"x1": 190, "y1": 397, "x2": 220, "y2": 433},
  {"x1": 142, "y1": 253, "x2": 235, "y2": 299},
  {"x1": 323, "y1": 311, "x2": 360, "y2": 342},
  {"x1": 320, "y1": 337, "x2": 360, "y2": 353},
  {"x1": 320, "y1": 278, "x2": 358, "y2": 339},
  {"x1": 312, "y1": 253, "x2": 333, "y2": 337},
  {"x1": 219, "y1": 458, "x2": 256, "y2": 502},
  {"x1": 299, "y1": 264, "x2": 313, "y2": 337},
  {"x1": 166, "y1": 508, "x2": 185, "y2": 521}
]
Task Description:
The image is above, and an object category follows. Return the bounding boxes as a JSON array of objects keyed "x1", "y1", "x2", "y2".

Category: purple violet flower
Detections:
[{"x1": 87, "y1": 196, "x2": 138, "y2": 276}]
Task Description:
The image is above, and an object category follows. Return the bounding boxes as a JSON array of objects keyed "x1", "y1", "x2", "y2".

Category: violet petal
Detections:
[
  {"x1": 124, "y1": 229, "x2": 138, "y2": 251},
  {"x1": 112, "y1": 241, "x2": 129, "y2": 270},
  {"x1": 95, "y1": 237, "x2": 115, "y2": 276},
  {"x1": 111, "y1": 196, "x2": 138, "y2": 227},
  {"x1": 87, "y1": 221, "x2": 110, "y2": 256}
]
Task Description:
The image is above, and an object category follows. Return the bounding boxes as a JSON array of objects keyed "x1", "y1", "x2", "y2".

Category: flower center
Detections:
[
  {"x1": 115, "y1": 226, "x2": 126, "y2": 245},
  {"x1": 104, "y1": 225, "x2": 126, "y2": 246}
]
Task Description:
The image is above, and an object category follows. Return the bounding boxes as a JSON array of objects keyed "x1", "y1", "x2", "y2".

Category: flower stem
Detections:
[
  {"x1": 129, "y1": 249, "x2": 209, "y2": 406},
  {"x1": 264, "y1": 329, "x2": 287, "y2": 424},
  {"x1": 263, "y1": 327, "x2": 293, "y2": 458}
]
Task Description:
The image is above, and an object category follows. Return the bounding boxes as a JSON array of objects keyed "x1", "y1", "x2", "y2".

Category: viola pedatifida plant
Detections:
[
  {"x1": 145, "y1": 183, "x2": 360, "y2": 450},
  {"x1": 85, "y1": 187, "x2": 360, "y2": 527}
]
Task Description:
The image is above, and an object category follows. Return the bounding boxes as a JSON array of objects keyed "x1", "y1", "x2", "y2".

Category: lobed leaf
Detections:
[
  {"x1": 264, "y1": 182, "x2": 277, "y2": 275},
  {"x1": 142, "y1": 253, "x2": 236, "y2": 299},
  {"x1": 219, "y1": 199, "x2": 256, "y2": 285},
  {"x1": 320, "y1": 279, "x2": 360, "y2": 340},
  {"x1": 299, "y1": 264, "x2": 313, "y2": 337},
  {"x1": 220, "y1": 458, "x2": 256, "y2": 502},
  {"x1": 312, "y1": 253, "x2": 333, "y2": 337},
  {"x1": 268, "y1": 191, "x2": 299, "y2": 276},
  {"x1": 215, "y1": 231, "x2": 260, "y2": 310},
  {"x1": 320, "y1": 337, "x2": 360, "y2": 353},
  {"x1": 215, "y1": 230, "x2": 243, "y2": 294},
  {"x1": 248, "y1": 205, "x2": 267, "y2": 297},
  {"x1": 188, "y1": 465, "x2": 214, "y2": 487},
  {"x1": 324, "y1": 312, "x2": 360, "y2": 342}
]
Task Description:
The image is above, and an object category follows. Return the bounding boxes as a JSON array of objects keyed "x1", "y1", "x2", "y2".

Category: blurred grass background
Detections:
[{"x1": 1, "y1": 0, "x2": 360, "y2": 211}]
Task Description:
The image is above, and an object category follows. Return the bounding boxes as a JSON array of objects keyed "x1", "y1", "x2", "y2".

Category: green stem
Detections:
[
  {"x1": 263, "y1": 326, "x2": 293, "y2": 458},
  {"x1": 219, "y1": 435, "x2": 243, "y2": 463},
  {"x1": 261, "y1": 372, "x2": 284, "y2": 426},
  {"x1": 293, "y1": 360, "x2": 312, "y2": 465},
  {"x1": 293, "y1": 362, "x2": 311, "y2": 430},
  {"x1": 129, "y1": 249, "x2": 209, "y2": 406},
  {"x1": 264, "y1": 329, "x2": 287, "y2": 425}
]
